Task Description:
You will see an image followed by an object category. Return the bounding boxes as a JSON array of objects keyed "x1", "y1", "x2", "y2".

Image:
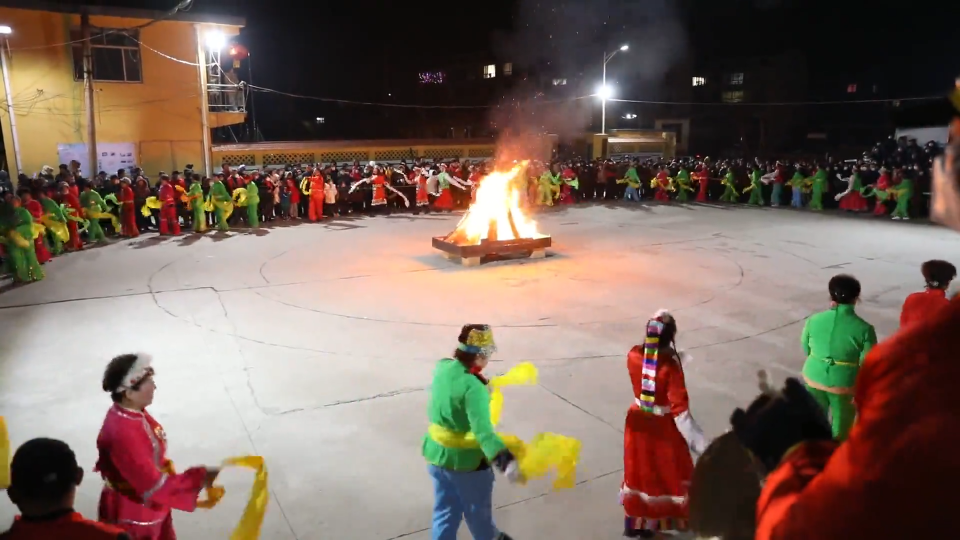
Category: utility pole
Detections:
[
  {"x1": 195, "y1": 24, "x2": 213, "y2": 178},
  {"x1": 81, "y1": 13, "x2": 98, "y2": 178}
]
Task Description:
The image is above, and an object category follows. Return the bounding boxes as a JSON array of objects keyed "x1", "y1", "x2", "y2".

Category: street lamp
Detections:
[
  {"x1": 0, "y1": 24, "x2": 20, "y2": 174},
  {"x1": 601, "y1": 44, "x2": 628, "y2": 134},
  {"x1": 205, "y1": 30, "x2": 225, "y2": 50}
]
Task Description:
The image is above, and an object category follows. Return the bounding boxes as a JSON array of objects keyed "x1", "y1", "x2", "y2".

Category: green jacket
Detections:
[
  {"x1": 80, "y1": 190, "x2": 104, "y2": 212},
  {"x1": 750, "y1": 169, "x2": 762, "y2": 187},
  {"x1": 245, "y1": 182, "x2": 260, "y2": 205},
  {"x1": 624, "y1": 167, "x2": 641, "y2": 188},
  {"x1": 211, "y1": 180, "x2": 230, "y2": 202},
  {"x1": 422, "y1": 359, "x2": 505, "y2": 471},
  {"x1": 801, "y1": 304, "x2": 877, "y2": 391}
]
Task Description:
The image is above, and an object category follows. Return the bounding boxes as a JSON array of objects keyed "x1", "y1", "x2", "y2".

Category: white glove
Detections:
[{"x1": 503, "y1": 459, "x2": 523, "y2": 484}]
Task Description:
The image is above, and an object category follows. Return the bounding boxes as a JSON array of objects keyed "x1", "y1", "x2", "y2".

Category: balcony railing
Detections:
[{"x1": 207, "y1": 82, "x2": 246, "y2": 113}]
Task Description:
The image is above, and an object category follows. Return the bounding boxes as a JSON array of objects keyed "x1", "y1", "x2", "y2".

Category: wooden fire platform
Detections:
[{"x1": 432, "y1": 236, "x2": 552, "y2": 267}]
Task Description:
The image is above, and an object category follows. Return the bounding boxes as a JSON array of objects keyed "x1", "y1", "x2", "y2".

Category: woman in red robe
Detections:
[
  {"x1": 654, "y1": 168, "x2": 672, "y2": 202},
  {"x1": 22, "y1": 191, "x2": 51, "y2": 264},
  {"x1": 60, "y1": 183, "x2": 84, "y2": 251},
  {"x1": 621, "y1": 310, "x2": 706, "y2": 538},
  {"x1": 96, "y1": 353, "x2": 219, "y2": 540}
]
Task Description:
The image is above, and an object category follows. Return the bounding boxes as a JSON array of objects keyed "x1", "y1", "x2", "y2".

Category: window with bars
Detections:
[
  {"x1": 722, "y1": 90, "x2": 744, "y2": 103},
  {"x1": 71, "y1": 28, "x2": 143, "y2": 83},
  {"x1": 483, "y1": 64, "x2": 496, "y2": 79},
  {"x1": 692, "y1": 76, "x2": 705, "y2": 87},
  {"x1": 728, "y1": 72, "x2": 744, "y2": 85}
]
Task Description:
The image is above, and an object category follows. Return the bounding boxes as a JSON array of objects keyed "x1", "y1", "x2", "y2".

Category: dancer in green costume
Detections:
[
  {"x1": 79, "y1": 184, "x2": 108, "y2": 243},
  {"x1": 210, "y1": 175, "x2": 232, "y2": 231},
  {"x1": 807, "y1": 166, "x2": 828, "y2": 210},
  {"x1": 38, "y1": 192, "x2": 66, "y2": 255},
  {"x1": 890, "y1": 176, "x2": 914, "y2": 220},
  {"x1": 4, "y1": 196, "x2": 44, "y2": 283},
  {"x1": 675, "y1": 166, "x2": 692, "y2": 202},
  {"x1": 186, "y1": 175, "x2": 206, "y2": 232},
  {"x1": 745, "y1": 165, "x2": 764, "y2": 206},
  {"x1": 719, "y1": 167, "x2": 739, "y2": 202},
  {"x1": 245, "y1": 178, "x2": 260, "y2": 228},
  {"x1": 800, "y1": 274, "x2": 876, "y2": 441},
  {"x1": 537, "y1": 166, "x2": 560, "y2": 206}
]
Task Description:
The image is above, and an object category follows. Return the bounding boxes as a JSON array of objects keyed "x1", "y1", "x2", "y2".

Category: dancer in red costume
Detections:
[
  {"x1": 694, "y1": 166, "x2": 710, "y2": 202},
  {"x1": 119, "y1": 179, "x2": 139, "y2": 238},
  {"x1": 96, "y1": 354, "x2": 219, "y2": 540},
  {"x1": 622, "y1": 310, "x2": 707, "y2": 538},
  {"x1": 731, "y1": 137, "x2": 960, "y2": 540},
  {"x1": 871, "y1": 167, "x2": 892, "y2": 216},
  {"x1": 308, "y1": 172, "x2": 325, "y2": 222},
  {"x1": 653, "y1": 167, "x2": 671, "y2": 202},
  {"x1": 60, "y1": 183, "x2": 84, "y2": 251},
  {"x1": 156, "y1": 176, "x2": 180, "y2": 236},
  {"x1": 21, "y1": 191, "x2": 51, "y2": 264}
]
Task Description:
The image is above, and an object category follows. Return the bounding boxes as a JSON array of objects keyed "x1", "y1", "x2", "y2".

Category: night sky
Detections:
[{"x1": 74, "y1": 0, "x2": 960, "y2": 140}]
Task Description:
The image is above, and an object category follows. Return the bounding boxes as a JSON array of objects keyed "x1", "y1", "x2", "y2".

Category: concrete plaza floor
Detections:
[{"x1": 0, "y1": 201, "x2": 953, "y2": 539}]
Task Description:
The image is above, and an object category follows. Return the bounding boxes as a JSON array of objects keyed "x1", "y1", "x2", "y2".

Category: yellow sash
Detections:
[
  {"x1": 0, "y1": 417, "x2": 9, "y2": 489},
  {"x1": 428, "y1": 363, "x2": 581, "y2": 489}
]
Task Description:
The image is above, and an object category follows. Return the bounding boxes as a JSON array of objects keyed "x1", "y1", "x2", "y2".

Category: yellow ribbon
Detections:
[
  {"x1": 432, "y1": 362, "x2": 582, "y2": 490},
  {"x1": 84, "y1": 209, "x2": 120, "y2": 231},
  {"x1": 141, "y1": 196, "x2": 163, "y2": 217},
  {"x1": 40, "y1": 215, "x2": 69, "y2": 242},
  {"x1": 196, "y1": 456, "x2": 269, "y2": 540},
  {"x1": 0, "y1": 417, "x2": 9, "y2": 489},
  {"x1": 232, "y1": 188, "x2": 249, "y2": 207}
]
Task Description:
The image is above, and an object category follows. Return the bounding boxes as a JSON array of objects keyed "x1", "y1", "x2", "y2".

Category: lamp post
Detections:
[
  {"x1": 0, "y1": 24, "x2": 21, "y2": 174},
  {"x1": 601, "y1": 44, "x2": 628, "y2": 135}
]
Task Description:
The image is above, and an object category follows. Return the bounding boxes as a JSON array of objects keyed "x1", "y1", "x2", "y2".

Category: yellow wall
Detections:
[{"x1": 0, "y1": 7, "x2": 239, "y2": 176}]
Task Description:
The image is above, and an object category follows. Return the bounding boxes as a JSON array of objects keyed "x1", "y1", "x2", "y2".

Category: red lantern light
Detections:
[{"x1": 227, "y1": 43, "x2": 249, "y2": 60}]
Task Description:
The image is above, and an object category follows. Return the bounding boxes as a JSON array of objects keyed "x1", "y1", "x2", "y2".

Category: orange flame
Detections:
[{"x1": 446, "y1": 161, "x2": 542, "y2": 246}]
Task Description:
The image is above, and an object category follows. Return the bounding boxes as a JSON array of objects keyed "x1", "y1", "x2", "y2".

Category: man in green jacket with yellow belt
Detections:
[
  {"x1": 800, "y1": 274, "x2": 877, "y2": 441},
  {"x1": 423, "y1": 324, "x2": 518, "y2": 540}
]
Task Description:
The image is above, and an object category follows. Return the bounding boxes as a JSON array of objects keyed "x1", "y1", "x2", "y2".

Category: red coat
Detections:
[
  {"x1": 158, "y1": 184, "x2": 176, "y2": 206},
  {"x1": 0, "y1": 511, "x2": 127, "y2": 540},
  {"x1": 756, "y1": 295, "x2": 960, "y2": 540},
  {"x1": 96, "y1": 405, "x2": 206, "y2": 539},
  {"x1": 899, "y1": 288, "x2": 949, "y2": 330},
  {"x1": 120, "y1": 185, "x2": 135, "y2": 209},
  {"x1": 371, "y1": 175, "x2": 387, "y2": 205}
]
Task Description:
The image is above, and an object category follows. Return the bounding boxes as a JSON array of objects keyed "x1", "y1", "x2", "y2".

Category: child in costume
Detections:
[
  {"x1": 622, "y1": 310, "x2": 706, "y2": 538},
  {"x1": 4, "y1": 196, "x2": 44, "y2": 283},
  {"x1": 423, "y1": 325, "x2": 519, "y2": 540},
  {"x1": 674, "y1": 166, "x2": 692, "y2": 202},
  {"x1": 22, "y1": 191, "x2": 52, "y2": 263},
  {"x1": 761, "y1": 163, "x2": 783, "y2": 206},
  {"x1": 559, "y1": 167, "x2": 579, "y2": 204},
  {"x1": 800, "y1": 274, "x2": 877, "y2": 441},
  {"x1": 186, "y1": 175, "x2": 206, "y2": 233},
  {"x1": 537, "y1": 165, "x2": 561, "y2": 206},
  {"x1": 693, "y1": 166, "x2": 710, "y2": 202},
  {"x1": 900, "y1": 259, "x2": 956, "y2": 329},
  {"x1": 3, "y1": 438, "x2": 129, "y2": 539}
]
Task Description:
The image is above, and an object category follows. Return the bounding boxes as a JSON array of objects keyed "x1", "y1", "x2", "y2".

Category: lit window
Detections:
[
  {"x1": 847, "y1": 84, "x2": 857, "y2": 93},
  {"x1": 722, "y1": 90, "x2": 744, "y2": 103},
  {"x1": 728, "y1": 72, "x2": 744, "y2": 85},
  {"x1": 315, "y1": 117, "x2": 325, "y2": 124},
  {"x1": 483, "y1": 64, "x2": 496, "y2": 78},
  {"x1": 503, "y1": 63, "x2": 513, "y2": 76},
  {"x1": 623, "y1": 113, "x2": 637, "y2": 119},
  {"x1": 552, "y1": 78, "x2": 567, "y2": 86},
  {"x1": 692, "y1": 76, "x2": 705, "y2": 87}
]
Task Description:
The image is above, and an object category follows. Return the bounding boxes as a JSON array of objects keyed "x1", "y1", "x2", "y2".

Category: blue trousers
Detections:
[
  {"x1": 624, "y1": 186, "x2": 641, "y2": 202},
  {"x1": 429, "y1": 465, "x2": 498, "y2": 540},
  {"x1": 791, "y1": 187, "x2": 803, "y2": 208},
  {"x1": 771, "y1": 183, "x2": 782, "y2": 206}
]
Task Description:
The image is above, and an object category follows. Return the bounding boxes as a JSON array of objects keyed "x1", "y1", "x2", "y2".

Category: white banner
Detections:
[{"x1": 57, "y1": 142, "x2": 138, "y2": 178}]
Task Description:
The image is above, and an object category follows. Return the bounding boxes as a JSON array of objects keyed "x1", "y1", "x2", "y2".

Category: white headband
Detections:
[{"x1": 118, "y1": 353, "x2": 154, "y2": 392}]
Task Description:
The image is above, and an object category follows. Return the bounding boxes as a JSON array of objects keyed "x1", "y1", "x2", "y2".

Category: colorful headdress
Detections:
[
  {"x1": 117, "y1": 353, "x2": 155, "y2": 392},
  {"x1": 639, "y1": 310, "x2": 673, "y2": 413},
  {"x1": 457, "y1": 325, "x2": 497, "y2": 357}
]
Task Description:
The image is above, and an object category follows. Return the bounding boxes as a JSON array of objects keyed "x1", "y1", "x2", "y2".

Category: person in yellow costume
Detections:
[{"x1": 537, "y1": 164, "x2": 561, "y2": 206}]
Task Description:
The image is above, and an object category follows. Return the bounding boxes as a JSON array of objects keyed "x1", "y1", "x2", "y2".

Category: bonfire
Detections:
[{"x1": 433, "y1": 161, "x2": 552, "y2": 266}]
